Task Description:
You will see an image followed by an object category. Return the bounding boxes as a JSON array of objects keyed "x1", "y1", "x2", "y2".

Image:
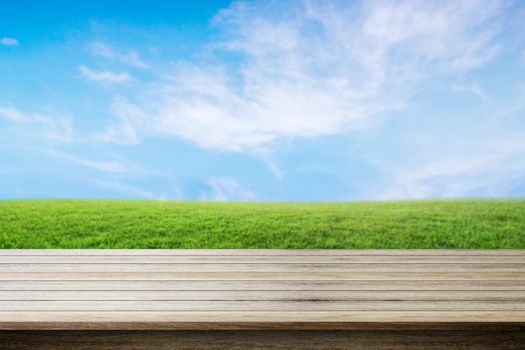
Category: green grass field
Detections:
[{"x1": 0, "y1": 199, "x2": 524, "y2": 249}]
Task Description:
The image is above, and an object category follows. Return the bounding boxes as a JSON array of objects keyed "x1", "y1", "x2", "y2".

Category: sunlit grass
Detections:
[{"x1": 0, "y1": 199, "x2": 523, "y2": 248}]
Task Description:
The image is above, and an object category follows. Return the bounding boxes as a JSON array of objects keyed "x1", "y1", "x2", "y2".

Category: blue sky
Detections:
[{"x1": 1, "y1": 0, "x2": 525, "y2": 201}]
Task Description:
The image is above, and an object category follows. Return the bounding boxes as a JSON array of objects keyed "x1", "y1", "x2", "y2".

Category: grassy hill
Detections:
[{"x1": 0, "y1": 199, "x2": 524, "y2": 248}]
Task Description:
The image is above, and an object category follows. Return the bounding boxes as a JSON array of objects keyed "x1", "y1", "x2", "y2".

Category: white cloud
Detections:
[
  {"x1": 43, "y1": 149, "x2": 130, "y2": 174},
  {"x1": 0, "y1": 104, "x2": 74, "y2": 142},
  {"x1": 0, "y1": 37, "x2": 18, "y2": 46},
  {"x1": 490, "y1": 86, "x2": 525, "y2": 120},
  {"x1": 90, "y1": 179, "x2": 157, "y2": 199},
  {"x1": 201, "y1": 177, "x2": 255, "y2": 201},
  {"x1": 0, "y1": 105, "x2": 29, "y2": 123},
  {"x1": 87, "y1": 41, "x2": 149, "y2": 69},
  {"x1": 452, "y1": 83, "x2": 488, "y2": 99},
  {"x1": 375, "y1": 134, "x2": 525, "y2": 199},
  {"x1": 100, "y1": 0, "x2": 505, "y2": 153},
  {"x1": 95, "y1": 97, "x2": 147, "y2": 144},
  {"x1": 79, "y1": 65, "x2": 133, "y2": 84}
]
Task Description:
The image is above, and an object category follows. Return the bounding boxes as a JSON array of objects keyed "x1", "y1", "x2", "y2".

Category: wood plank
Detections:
[
  {"x1": 1, "y1": 280, "x2": 523, "y2": 291},
  {"x1": 0, "y1": 249, "x2": 523, "y2": 333},
  {"x1": 2, "y1": 300, "x2": 524, "y2": 311},
  {"x1": 1, "y1": 311, "x2": 525, "y2": 327},
  {"x1": 2, "y1": 330, "x2": 525, "y2": 350},
  {"x1": 2, "y1": 263, "x2": 523, "y2": 272},
  {"x1": 1, "y1": 249, "x2": 524, "y2": 256},
  {"x1": 2, "y1": 271, "x2": 522, "y2": 280},
  {"x1": 0, "y1": 290, "x2": 523, "y2": 301},
  {"x1": 2, "y1": 255, "x2": 523, "y2": 263}
]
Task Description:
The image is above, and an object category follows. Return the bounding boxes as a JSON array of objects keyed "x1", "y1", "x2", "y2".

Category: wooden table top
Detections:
[{"x1": 0, "y1": 249, "x2": 524, "y2": 330}]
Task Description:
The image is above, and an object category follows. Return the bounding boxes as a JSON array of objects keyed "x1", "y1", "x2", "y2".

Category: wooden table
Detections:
[{"x1": 1, "y1": 249, "x2": 524, "y2": 349}]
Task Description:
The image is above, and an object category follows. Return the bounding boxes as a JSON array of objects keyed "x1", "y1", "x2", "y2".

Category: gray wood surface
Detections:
[{"x1": 0, "y1": 250, "x2": 524, "y2": 330}]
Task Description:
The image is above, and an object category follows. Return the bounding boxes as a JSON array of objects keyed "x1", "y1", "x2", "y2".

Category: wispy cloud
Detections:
[
  {"x1": 452, "y1": 83, "x2": 488, "y2": 99},
  {"x1": 87, "y1": 41, "x2": 149, "y2": 69},
  {"x1": 373, "y1": 131, "x2": 525, "y2": 199},
  {"x1": 79, "y1": 65, "x2": 133, "y2": 84},
  {"x1": 3, "y1": 0, "x2": 521, "y2": 201},
  {"x1": 43, "y1": 149, "x2": 131, "y2": 174},
  {"x1": 200, "y1": 177, "x2": 254, "y2": 201},
  {"x1": 0, "y1": 37, "x2": 18, "y2": 46},
  {"x1": 0, "y1": 104, "x2": 74, "y2": 142},
  {"x1": 100, "y1": 0, "x2": 505, "y2": 153},
  {"x1": 0, "y1": 105, "x2": 29, "y2": 123},
  {"x1": 90, "y1": 179, "x2": 158, "y2": 199},
  {"x1": 95, "y1": 97, "x2": 147, "y2": 144}
]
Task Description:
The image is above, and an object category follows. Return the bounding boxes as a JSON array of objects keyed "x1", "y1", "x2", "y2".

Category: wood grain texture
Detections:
[
  {"x1": 2, "y1": 290, "x2": 523, "y2": 301},
  {"x1": 2, "y1": 255, "x2": 523, "y2": 263},
  {"x1": 0, "y1": 249, "x2": 524, "y2": 330},
  {"x1": 2, "y1": 330, "x2": 525, "y2": 350},
  {"x1": 3, "y1": 300, "x2": 525, "y2": 311},
  {"x1": 2, "y1": 271, "x2": 523, "y2": 280},
  {"x1": 2, "y1": 311, "x2": 525, "y2": 327},
  {"x1": 1, "y1": 280, "x2": 524, "y2": 290},
  {"x1": 3, "y1": 263, "x2": 523, "y2": 272}
]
